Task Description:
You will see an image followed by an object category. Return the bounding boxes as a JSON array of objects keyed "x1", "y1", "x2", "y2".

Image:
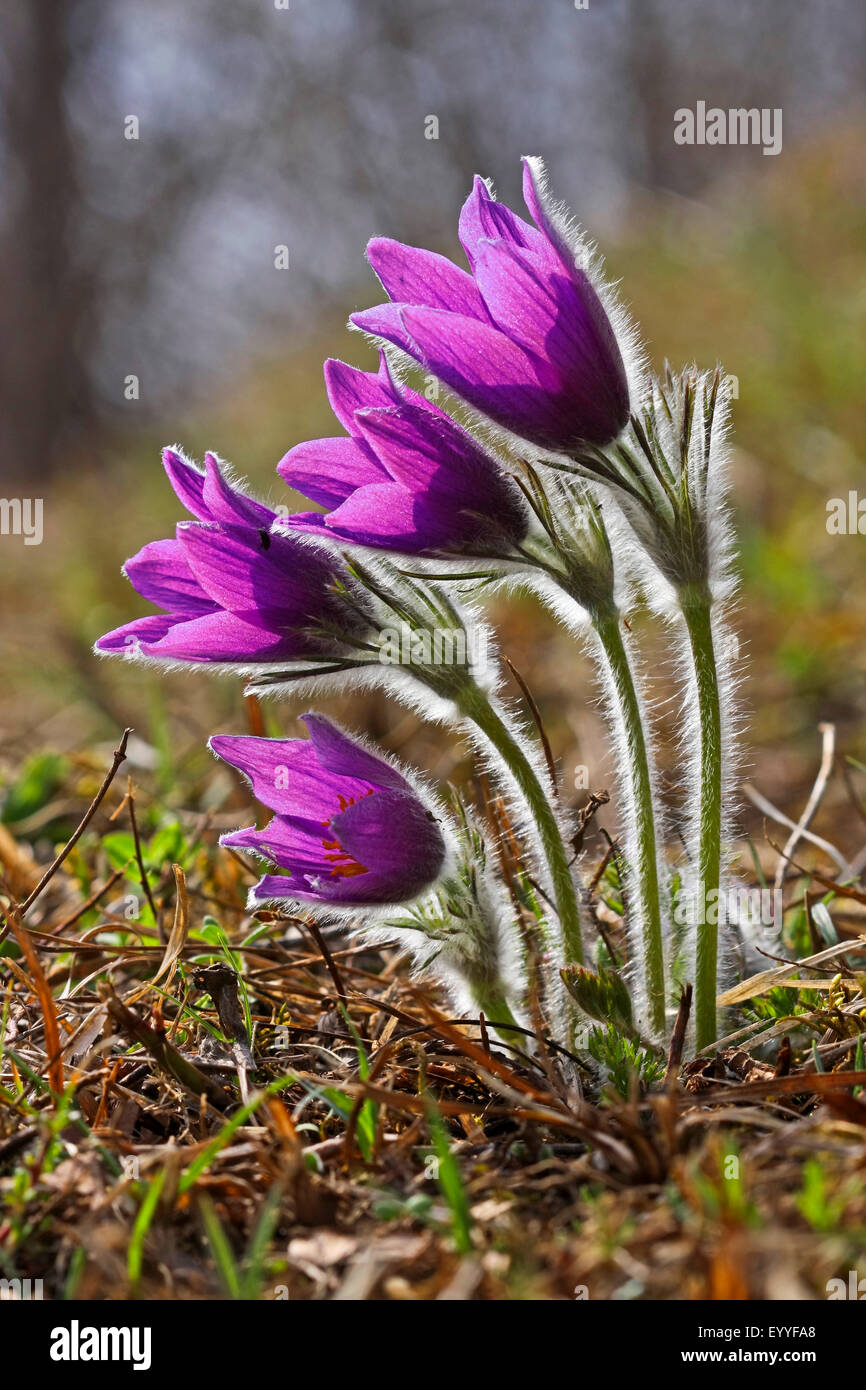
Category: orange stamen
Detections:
[{"x1": 318, "y1": 786, "x2": 375, "y2": 879}]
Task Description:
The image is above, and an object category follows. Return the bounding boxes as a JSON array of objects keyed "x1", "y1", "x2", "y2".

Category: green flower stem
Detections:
[
  {"x1": 592, "y1": 606, "x2": 667, "y2": 1038},
  {"x1": 457, "y1": 683, "x2": 584, "y2": 967},
  {"x1": 679, "y1": 587, "x2": 723, "y2": 1050},
  {"x1": 471, "y1": 989, "x2": 522, "y2": 1044}
]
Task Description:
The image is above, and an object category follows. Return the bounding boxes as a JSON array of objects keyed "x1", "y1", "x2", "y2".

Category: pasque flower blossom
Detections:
[
  {"x1": 93, "y1": 448, "x2": 581, "y2": 982},
  {"x1": 350, "y1": 157, "x2": 631, "y2": 457},
  {"x1": 89, "y1": 148, "x2": 748, "y2": 1055},
  {"x1": 210, "y1": 715, "x2": 447, "y2": 907},
  {"x1": 95, "y1": 448, "x2": 344, "y2": 667},
  {"x1": 278, "y1": 353, "x2": 528, "y2": 557}
]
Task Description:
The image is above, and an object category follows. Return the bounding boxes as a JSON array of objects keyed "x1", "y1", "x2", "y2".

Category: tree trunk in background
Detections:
[
  {"x1": 621, "y1": 0, "x2": 682, "y2": 194},
  {"x1": 0, "y1": 0, "x2": 92, "y2": 482}
]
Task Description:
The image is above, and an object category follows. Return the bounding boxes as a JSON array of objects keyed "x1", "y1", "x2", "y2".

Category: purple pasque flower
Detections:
[
  {"x1": 350, "y1": 157, "x2": 630, "y2": 457},
  {"x1": 95, "y1": 449, "x2": 342, "y2": 667},
  {"x1": 210, "y1": 714, "x2": 447, "y2": 907},
  {"x1": 277, "y1": 353, "x2": 528, "y2": 556}
]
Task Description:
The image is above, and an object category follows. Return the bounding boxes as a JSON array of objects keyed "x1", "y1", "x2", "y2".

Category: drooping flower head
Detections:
[
  {"x1": 350, "y1": 157, "x2": 632, "y2": 458},
  {"x1": 278, "y1": 352, "x2": 528, "y2": 558},
  {"x1": 95, "y1": 448, "x2": 343, "y2": 667},
  {"x1": 95, "y1": 446, "x2": 496, "y2": 715},
  {"x1": 210, "y1": 715, "x2": 448, "y2": 908}
]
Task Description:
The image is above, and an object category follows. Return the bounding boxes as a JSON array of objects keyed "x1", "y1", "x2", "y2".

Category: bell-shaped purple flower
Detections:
[
  {"x1": 350, "y1": 158, "x2": 630, "y2": 456},
  {"x1": 95, "y1": 449, "x2": 341, "y2": 667},
  {"x1": 277, "y1": 353, "x2": 528, "y2": 556},
  {"x1": 210, "y1": 715, "x2": 447, "y2": 907}
]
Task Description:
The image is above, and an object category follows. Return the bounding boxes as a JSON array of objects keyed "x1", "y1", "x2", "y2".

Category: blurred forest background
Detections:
[{"x1": 1, "y1": 0, "x2": 865, "y2": 860}]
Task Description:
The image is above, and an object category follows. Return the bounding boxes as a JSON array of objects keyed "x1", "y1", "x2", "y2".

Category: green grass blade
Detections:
[{"x1": 127, "y1": 1168, "x2": 166, "y2": 1289}]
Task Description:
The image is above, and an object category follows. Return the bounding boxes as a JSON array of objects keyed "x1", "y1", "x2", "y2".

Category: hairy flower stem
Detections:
[
  {"x1": 457, "y1": 684, "x2": 584, "y2": 968},
  {"x1": 591, "y1": 606, "x2": 667, "y2": 1037},
  {"x1": 679, "y1": 587, "x2": 723, "y2": 1049},
  {"x1": 472, "y1": 989, "x2": 522, "y2": 1043}
]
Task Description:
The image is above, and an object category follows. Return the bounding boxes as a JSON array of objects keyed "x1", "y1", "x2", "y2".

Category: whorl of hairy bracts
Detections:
[
  {"x1": 601, "y1": 368, "x2": 739, "y2": 616},
  {"x1": 243, "y1": 557, "x2": 501, "y2": 723},
  {"x1": 353, "y1": 852, "x2": 528, "y2": 1041},
  {"x1": 608, "y1": 369, "x2": 744, "y2": 1026}
]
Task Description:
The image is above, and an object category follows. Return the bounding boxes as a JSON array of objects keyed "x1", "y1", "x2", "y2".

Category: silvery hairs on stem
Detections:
[
  {"x1": 362, "y1": 799, "x2": 527, "y2": 1043},
  {"x1": 256, "y1": 544, "x2": 581, "y2": 1036},
  {"x1": 495, "y1": 467, "x2": 671, "y2": 1038},
  {"x1": 561, "y1": 366, "x2": 745, "y2": 1032}
]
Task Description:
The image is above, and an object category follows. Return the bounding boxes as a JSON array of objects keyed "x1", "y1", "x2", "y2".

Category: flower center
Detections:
[{"x1": 319, "y1": 787, "x2": 374, "y2": 878}]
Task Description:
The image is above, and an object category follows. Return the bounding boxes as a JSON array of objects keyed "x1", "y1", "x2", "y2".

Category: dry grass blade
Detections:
[
  {"x1": 1, "y1": 726, "x2": 131, "y2": 941},
  {"x1": 775, "y1": 721, "x2": 836, "y2": 892},
  {"x1": 665, "y1": 982, "x2": 692, "y2": 1087},
  {"x1": 504, "y1": 654, "x2": 559, "y2": 799},
  {"x1": 3, "y1": 901, "x2": 65, "y2": 1100},
  {"x1": 716, "y1": 935, "x2": 866, "y2": 1007},
  {"x1": 101, "y1": 986, "x2": 232, "y2": 1110},
  {"x1": 153, "y1": 863, "x2": 190, "y2": 991},
  {"x1": 687, "y1": 1069, "x2": 866, "y2": 1106},
  {"x1": 410, "y1": 991, "x2": 567, "y2": 1107},
  {"x1": 4, "y1": 724, "x2": 866, "y2": 1300}
]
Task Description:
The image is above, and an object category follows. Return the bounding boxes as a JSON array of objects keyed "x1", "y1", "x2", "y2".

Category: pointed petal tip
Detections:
[
  {"x1": 208, "y1": 734, "x2": 239, "y2": 762},
  {"x1": 300, "y1": 711, "x2": 332, "y2": 735},
  {"x1": 162, "y1": 444, "x2": 198, "y2": 475},
  {"x1": 322, "y1": 354, "x2": 373, "y2": 404},
  {"x1": 322, "y1": 354, "x2": 353, "y2": 378},
  {"x1": 274, "y1": 446, "x2": 294, "y2": 479},
  {"x1": 521, "y1": 154, "x2": 545, "y2": 203},
  {"x1": 350, "y1": 304, "x2": 413, "y2": 354},
  {"x1": 365, "y1": 234, "x2": 398, "y2": 261},
  {"x1": 350, "y1": 305, "x2": 393, "y2": 335},
  {"x1": 462, "y1": 173, "x2": 492, "y2": 203},
  {"x1": 218, "y1": 824, "x2": 253, "y2": 852},
  {"x1": 280, "y1": 511, "x2": 332, "y2": 537}
]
